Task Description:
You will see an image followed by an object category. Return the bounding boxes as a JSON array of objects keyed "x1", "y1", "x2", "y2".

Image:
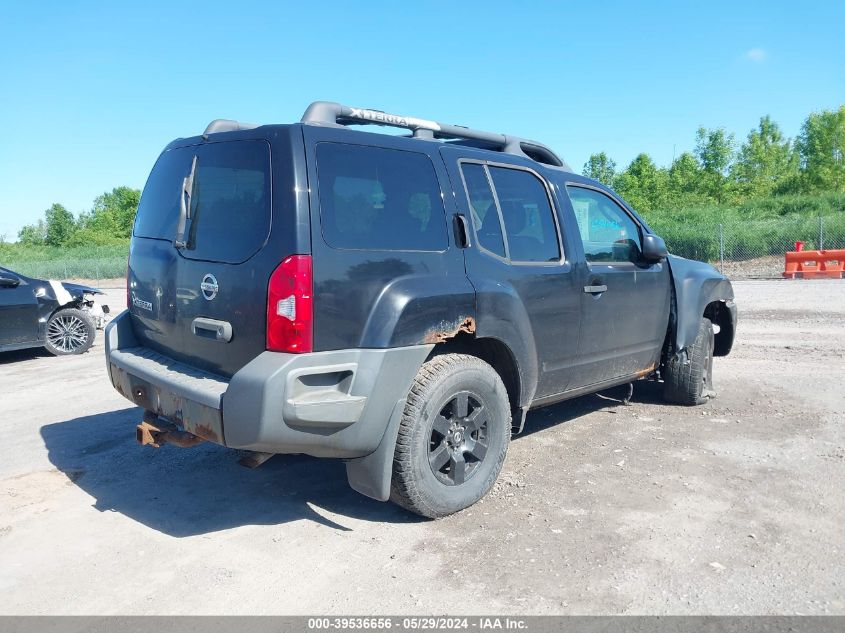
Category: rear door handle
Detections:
[
  {"x1": 191, "y1": 317, "x2": 232, "y2": 343},
  {"x1": 453, "y1": 214, "x2": 470, "y2": 248},
  {"x1": 583, "y1": 284, "x2": 608, "y2": 294}
]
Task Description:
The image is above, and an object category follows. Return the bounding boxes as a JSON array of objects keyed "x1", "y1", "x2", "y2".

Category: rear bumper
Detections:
[{"x1": 104, "y1": 311, "x2": 432, "y2": 458}]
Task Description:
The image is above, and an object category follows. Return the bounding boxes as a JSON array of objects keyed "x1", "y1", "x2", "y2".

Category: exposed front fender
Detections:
[
  {"x1": 667, "y1": 255, "x2": 736, "y2": 354},
  {"x1": 62, "y1": 282, "x2": 104, "y2": 297}
]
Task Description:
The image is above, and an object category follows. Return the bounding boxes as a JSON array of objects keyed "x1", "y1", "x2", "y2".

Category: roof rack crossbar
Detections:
[{"x1": 300, "y1": 101, "x2": 568, "y2": 169}]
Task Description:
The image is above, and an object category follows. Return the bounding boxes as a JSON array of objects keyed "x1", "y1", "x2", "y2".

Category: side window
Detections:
[
  {"x1": 488, "y1": 167, "x2": 560, "y2": 263},
  {"x1": 461, "y1": 163, "x2": 506, "y2": 258},
  {"x1": 316, "y1": 143, "x2": 448, "y2": 251},
  {"x1": 566, "y1": 186, "x2": 642, "y2": 263}
]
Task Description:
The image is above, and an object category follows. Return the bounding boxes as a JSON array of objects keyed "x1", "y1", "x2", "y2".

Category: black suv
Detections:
[{"x1": 105, "y1": 102, "x2": 737, "y2": 518}]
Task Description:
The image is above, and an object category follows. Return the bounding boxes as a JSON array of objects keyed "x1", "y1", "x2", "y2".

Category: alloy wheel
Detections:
[
  {"x1": 428, "y1": 391, "x2": 490, "y2": 486},
  {"x1": 46, "y1": 314, "x2": 89, "y2": 353}
]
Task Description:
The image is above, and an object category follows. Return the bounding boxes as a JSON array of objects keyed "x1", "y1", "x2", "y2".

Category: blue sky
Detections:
[{"x1": 1, "y1": 0, "x2": 843, "y2": 240}]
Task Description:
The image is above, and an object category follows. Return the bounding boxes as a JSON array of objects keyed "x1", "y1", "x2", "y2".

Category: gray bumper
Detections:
[{"x1": 105, "y1": 311, "x2": 432, "y2": 458}]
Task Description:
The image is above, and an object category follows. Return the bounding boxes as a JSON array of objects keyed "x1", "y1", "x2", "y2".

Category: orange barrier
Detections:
[{"x1": 783, "y1": 249, "x2": 845, "y2": 279}]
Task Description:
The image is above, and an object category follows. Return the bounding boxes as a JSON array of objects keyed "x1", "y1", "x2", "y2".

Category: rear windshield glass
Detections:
[
  {"x1": 133, "y1": 150, "x2": 186, "y2": 240},
  {"x1": 316, "y1": 143, "x2": 448, "y2": 251},
  {"x1": 134, "y1": 140, "x2": 271, "y2": 264}
]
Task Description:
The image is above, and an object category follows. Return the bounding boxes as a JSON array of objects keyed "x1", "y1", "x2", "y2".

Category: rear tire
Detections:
[
  {"x1": 44, "y1": 308, "x2": 95, "y2": 356},
  {"x1": 663, "y1": 317, "x2": 715, "y2": 405},
  {"x1": 390, "y1": 354, "x2": 511, "y2": 518}
]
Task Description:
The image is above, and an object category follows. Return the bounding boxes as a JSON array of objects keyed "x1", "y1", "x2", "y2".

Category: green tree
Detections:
[
  {"x1": 796, "y1": 105, "x2": 845, "y2": 192},
  {"x1": 81, "y1": 186, "x2": 141, "y2": 238},
  {"x1": 668, "y1": 152, "x2": 703, "y2": 198},
  {"x1": 772, "y1": 146, "x2": 806, "y2": 195},
  {"x1": 44, "y1": 203, "x2": 77, "y2": 246},
  {"x1": 18, "y1": 219, "x2": 47, "y2": 245},
  {"x1": 732, "y1": 116, "x2": 797, "y2": 197},
  {"x1": 18, "y1": 220, "x2": 47, "y2": 246},
  {"x1": 695, "y1": 127, "x2": 735, "y2": 203},
  {"x1": 582, "y1": 152, "x2": 617, "y2": 186},
  {"x1": 614, "y1": 153, "x2": 669, "y2": 213}
]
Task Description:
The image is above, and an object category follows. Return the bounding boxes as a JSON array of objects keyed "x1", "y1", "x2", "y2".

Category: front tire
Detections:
[
  {"x1": 663, "y1": 317, "x2": 715, "y2": 405},
  {"x1": 390, "y1": 354, "x2": 511, "y2": 518},
  {"x1": 44, "y1": 308, "x2": 95, "y2": 356}
]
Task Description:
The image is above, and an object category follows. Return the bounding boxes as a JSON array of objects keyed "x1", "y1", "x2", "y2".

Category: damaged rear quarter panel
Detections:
[
  {"x1": 367, "y1": 276, "x2": 540, "y2": 409},
  {"x1": 358, "y1": 273, "x2": 476, "y2": 349},
  {"x1": 423, "y1": 316, "x2": 476, "y2": 344}
]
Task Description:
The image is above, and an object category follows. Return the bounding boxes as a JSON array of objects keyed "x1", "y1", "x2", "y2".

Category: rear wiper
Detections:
[{"x1": 174, "y1": 155, "x2": 198, "y2": 249}]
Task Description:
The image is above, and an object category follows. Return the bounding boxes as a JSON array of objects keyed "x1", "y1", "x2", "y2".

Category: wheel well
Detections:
[
  {"x1": 46, "y1": 301, "x2": 82, "y2": 324},
  {"x1": 704, "y1": 300, "x2": 734, "y2": 356},
  {"x1": 426, "y1": 334, "x2": 521, "y2": 415},
  {"x1": 53, "y1": 300, "x2": 81, "y2": 313}
]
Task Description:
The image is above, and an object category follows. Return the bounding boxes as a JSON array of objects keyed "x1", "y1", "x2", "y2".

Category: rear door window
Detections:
[
  {"x1": 461, "y1": 163, "x2": 506, "y2": 257},
  {"x1": 316, "y1": 143, "x2": 448, "y2": 251},
  {"x1": 488, "y1": 166, "x2": 560, "y2": 263},
  {"x1": 459, "y1": 162, "x2": 561, "y2": 263},
  {"x1": 134, "y1": 140, "x2": 271, "y2": 264}
]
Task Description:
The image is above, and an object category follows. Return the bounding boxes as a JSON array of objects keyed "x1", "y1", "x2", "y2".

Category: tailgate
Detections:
[{"x1": 128, "y1": 139, "x2": 274, "y2": 377}]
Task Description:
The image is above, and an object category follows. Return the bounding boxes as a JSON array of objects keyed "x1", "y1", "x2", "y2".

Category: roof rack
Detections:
[
  {"x1": 202, "y1": 119, "x2": 258, "y2": 136},
  {"x1": 300, "y1": 101, "x2": 569, "y2": 170}
]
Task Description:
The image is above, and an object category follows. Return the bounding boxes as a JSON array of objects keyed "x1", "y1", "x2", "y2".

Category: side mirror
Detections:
[{"x1": 641, "y1": 234, "x2": 668, "y2": 263}]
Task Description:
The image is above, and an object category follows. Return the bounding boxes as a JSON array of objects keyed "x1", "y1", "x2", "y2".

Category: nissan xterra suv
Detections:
[{"x1": 105, "y1": 101, "x2": 737, "y2": 518}]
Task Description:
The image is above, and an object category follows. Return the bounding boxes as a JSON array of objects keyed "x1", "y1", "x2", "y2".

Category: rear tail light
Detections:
[{"x1": 266, "y1": 255, "x2": 313, "y2": 353}]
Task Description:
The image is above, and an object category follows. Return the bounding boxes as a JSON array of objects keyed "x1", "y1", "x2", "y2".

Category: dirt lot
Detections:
[{"x1": 1, "y1": 281, "x2": 843, "y2": 615}]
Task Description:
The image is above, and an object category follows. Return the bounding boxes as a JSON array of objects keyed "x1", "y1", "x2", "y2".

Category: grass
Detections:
[
  {"x1": 2, "y1": 193, "x2": 843, "y2": 278},
  {"x1": 644, "y1": 193, "x2": 845, "y2": 262},
  {"x1": 0, "y1": 243, "x2": 128, "y2": 280}
]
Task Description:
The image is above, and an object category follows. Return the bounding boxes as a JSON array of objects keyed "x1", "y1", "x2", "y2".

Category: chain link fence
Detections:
[
  {"x1": 654, "y1": 215, "x2": 845, "y2": 279},
  {"x1": 6, "y1": 257, "x2": 126, "y2": 286},
  {"x1": 5, "y1": 218, "x2": 845, "y2": 283}
]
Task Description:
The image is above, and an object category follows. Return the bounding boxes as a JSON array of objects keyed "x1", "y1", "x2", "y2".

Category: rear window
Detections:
[
  {"x1": 459, "y1": 162, "x2": 561, "y2": 263},
  {"x1": 133, "y1": 150, "x2": 185, "y2": 240},
  {"x1": 316, "y1": 143, "x2": 448, "y2": 251},
  {"x1": 134, "y1": 140, "x2": 271, "y2": 264}
]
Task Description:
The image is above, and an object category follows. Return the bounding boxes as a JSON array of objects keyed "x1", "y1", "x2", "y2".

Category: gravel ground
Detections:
[
  {"x1": 718, "y1": 255, "x2": 785, "y2": 279},
  {"x1": 0, "y1": 281, "x2": 843, "y2": 615}
]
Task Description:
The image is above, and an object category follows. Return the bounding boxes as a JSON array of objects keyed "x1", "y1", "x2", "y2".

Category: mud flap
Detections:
[{"x1": 345, "y1": 398, "x2": 405, "y2": 501}]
